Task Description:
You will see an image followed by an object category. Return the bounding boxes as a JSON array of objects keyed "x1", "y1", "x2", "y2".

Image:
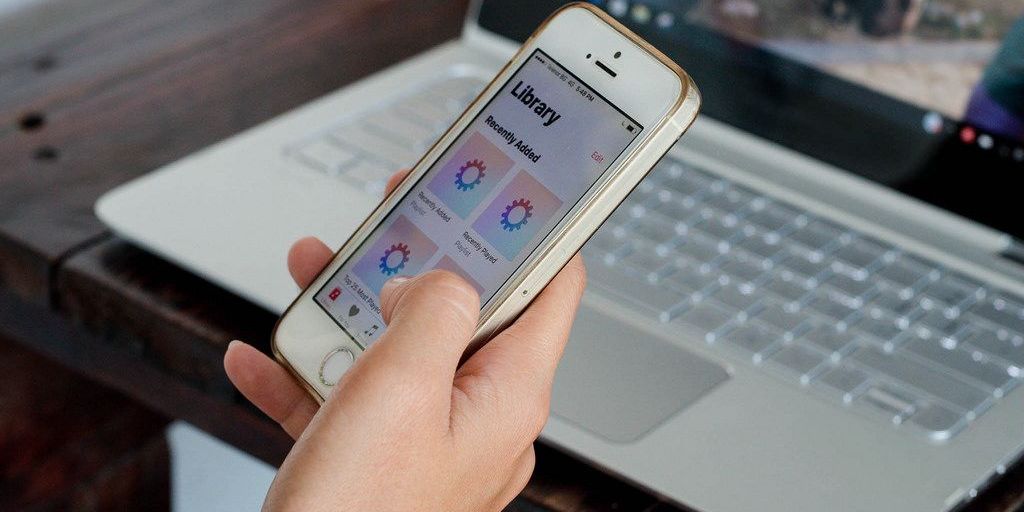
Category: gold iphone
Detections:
[{"x1": 273, "y1": 3, "x2": 701, "y2": 400}]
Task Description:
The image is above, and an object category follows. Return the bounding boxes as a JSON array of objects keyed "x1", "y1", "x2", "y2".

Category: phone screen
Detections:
[{"x1": 314, "y1": 49, "x2": 642, "y2": 347}]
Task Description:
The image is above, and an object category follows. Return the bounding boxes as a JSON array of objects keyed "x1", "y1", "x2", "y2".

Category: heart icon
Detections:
[{"x1": 348, "y1": 305, "x2": 360, "y2": 317}]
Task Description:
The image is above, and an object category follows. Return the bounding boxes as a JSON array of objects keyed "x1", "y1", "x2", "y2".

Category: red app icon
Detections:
[
  {"x1": 328, "y1": 287, "x2": 341, "y2": 301},
  {"x1": 959, "y1": 126, "x2": 976, "y2": 144}
]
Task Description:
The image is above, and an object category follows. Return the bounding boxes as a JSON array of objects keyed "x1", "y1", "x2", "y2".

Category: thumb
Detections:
[{"x1": 360, "y1": 270, "x2": 481, "y2": 388}]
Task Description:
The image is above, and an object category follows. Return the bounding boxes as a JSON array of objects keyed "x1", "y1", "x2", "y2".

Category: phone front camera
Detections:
[{"x1": 614, "y1": 51, "x2": 621, "y2": 59}]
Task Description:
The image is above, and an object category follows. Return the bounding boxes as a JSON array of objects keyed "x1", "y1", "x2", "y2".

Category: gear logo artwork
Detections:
[
  {"x1": 379, "y1": 243, "x2": 411, "y2": 276},
  {"x1": 500, "y1": 198, "x2": 534, "y2": 231},
  {"x1": 454, "y1": 159, "x2": 486, "y2": 191}
]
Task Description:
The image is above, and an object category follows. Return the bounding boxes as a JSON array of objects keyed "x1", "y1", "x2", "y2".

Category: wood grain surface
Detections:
[
  {"x1": 0, "y1": 335, "x2": 170, "y2": 512},
  {"x1": 1, "y1": 0, "x2": 1023, "y2": 511},
  {"x1": 0, "y1": 0, "x2": 468, "y2": 304}
]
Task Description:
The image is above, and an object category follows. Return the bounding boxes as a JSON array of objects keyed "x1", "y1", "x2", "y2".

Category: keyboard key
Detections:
[
  {"x1": 604, "y1": 207, "x2": 635, "y2": 230},
  {"x1": 964, "y1": 329, "x2": 1024, "y2": 369},
  {"x1": 908, "y1": 402, "x2": 966, "y2": 441},
  {"x1": 627, "y1": 199, "x2": 650, "y2": 219},
  {"x1": 789, "y1": 220, "x2": 843, "y2": 253},
  {"x1": 752, "y1": 304, "x2": 808, "y2": 339},
  {"x1": 763, "y1": 273, "x2": 811, "y2": 304},
  {"x1": 823, "y1": 273, "x2": 875, "y2": 306},
  {"x1": 915, "y1": 310, "x2": 971, "y2": 346},
  {"x1": 816, "y1": 364, "x2": 870, "y2": 402},
  {"x1": 367, "y1": 110, "x2": 437, "y2": 151},
  {"x1": 904, "y1": 336, "x2": 1017, "y2": 396},
  {"x1": 661, "y1": 162, "x2": 696, "y2": 181},
  {"x1": 858, "y1": 384, "x2": 917, "y2": 424},
  {"x1": 702, "y1": 189, "x2": 747, "y2": 214},
  {"x1": 645, "y1": 259, "x2": 682, "y2": 283},
  {"x1": 778, "y1": 252, "x2": 828, "y2": 285},
  {"x1": 737, "y1": 233, "x2": 783, "y2": 261},
  {"x1": 619, "y1": 242, "x2": 671, "y2": 278},
  {"x1": 719, "y1": 257, "x2": 765, "y2": 288},
  {"x1": 394, "y1": 96, "x2": 453, "y2": 129},
  {"x1": 969, "y1": 296, "x2": 1024, "y2": 338},
  {"x1": 660, "y1": 168, "x2": 713, "y2": 198},
  {"x1": 596, "y1": 239, "x2": 636, "y2": 266},
  {"x1": 868, "y1": 282, "x2": 921, "y2": 320},
  {"x1": 294, "y1": 139, "x2": 358, "y2": 172},
  {"x1": 429, "y1": 91, "x2": 472, "y2": 116},
  {"x1": 585, "y1": 228, "x2": 624, "y2": 254},
  {"x1": 801, "y1": 325, "x2": 857, "y2": 360},
  {"x1": 662, "y1": 264, "x2": 720, "y2": 298},
  {"x1": 674, "y1": 234, "x2": 722, "y2": 265},
  {"x1": 775, "y1": 270, "x2": 821, "y2": 294},
  {"x1": 707, "y1": 178, "x2": 729, "y2": 195},
  {"x1": 748, "y1": 202, "x2": 796, "y2": 232},
  {"x1": 806, "y1": 291, "x2": 858, "y2": 326},
  {"x1": 332, "y1": 126, "x2": 418, "y2": 167},
  {"x1": 853, "y1": 314, "x2": 906, "y2": 345},
  {"x1": 711, "y1": 284, "x2": 760, "y2": 313},
  {"x1": 769, "y1": 344, "x2": 826, "y2": 384},
  {"x1": 732, "y1": 244, "x2": 772, "y2": 270},
  {"x1": 693, "y1": 214, "x2": 743, "y2": 243},
  {"x1": 924, "y1": 273, "x2": 982, "y2": 304},
  {"x1": 654, "y1": 197, "x2": 700, "y2": 223},
  {"x1": 589, "y1": 267, "x2": 687, "y2": 321},
  {"x1": 625, "y1": 213, "x2": 679, "y2": 245},
  {"x1": 430, "y1": 76, "x2": 485, "y2": 97},
  {"x1": 677, "y1": 302, "x2": 736, "y2": 341},
  {"x1": 423, "y1": 76, "x2": 477, "y2": 95},
  {"x1": 876, "y1": 255, "x2": 936, "y2": 296},
  {"x1": 626, "y1": 180, "x2": 662, "y2": 204},
  {"x1": 832, "y1": 238, "x2": 891, "y2": 273},
  {"x1": 341, "y1": 161, "x2": 389, "y2": 192},
  {"x1": 723, "y1": 322, "x2": 782, "y2": 362},
  {"x1": 850, "y1": 347, "x2": 990, "y2": 414}
]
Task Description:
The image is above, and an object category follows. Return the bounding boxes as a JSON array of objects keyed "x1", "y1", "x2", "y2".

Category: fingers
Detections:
[
  {"x1": 287, "y1": 237, "x2": 333, "y2": 288},
  {"x1": 457, "y1": 254, "x2": 586, "y2": 426},
  {"x1": 359, "y1": 271, "x2": 481, "y2": 394},
  {"x1": 499, "y1": 253, "x2": 587, "y2": 375},
  {"x1": 224, "y1": 340, "x2": 319, "y2": 439},
  {"x1": 384, "y1": 169, "x2": 411, "y2": 196},
  {"x1": 264, "y1": 170, "x2": 411, "y2": 432}
]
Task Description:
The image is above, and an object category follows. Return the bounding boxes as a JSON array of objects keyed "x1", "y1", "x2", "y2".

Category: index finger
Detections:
[{"x1": 384, "y1": 169, "x2": 411, "y2": 196}]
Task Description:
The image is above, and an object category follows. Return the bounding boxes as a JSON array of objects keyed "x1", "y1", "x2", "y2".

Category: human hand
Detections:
[{"x1": 224, "y1": 170, "x2": 587, "y2": 511}]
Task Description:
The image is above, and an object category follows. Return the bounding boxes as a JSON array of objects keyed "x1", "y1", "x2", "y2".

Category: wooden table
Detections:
[{"x1": 1, "y1": 1, "x2": 1022, "y2": 510}]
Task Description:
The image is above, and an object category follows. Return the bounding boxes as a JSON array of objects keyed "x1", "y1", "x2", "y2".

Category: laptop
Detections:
[{"x1": 96, "y1": 1, "x2": 1024, "y2": 510}]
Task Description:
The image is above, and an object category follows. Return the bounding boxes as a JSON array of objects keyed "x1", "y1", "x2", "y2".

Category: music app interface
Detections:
[{"x1": 315, "y1": 49, "x2": 642, "y2": 347}]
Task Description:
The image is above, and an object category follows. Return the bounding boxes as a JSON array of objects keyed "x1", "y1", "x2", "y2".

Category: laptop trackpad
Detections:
[{"x1": 552, "y1": 305, "x2": 730, "y2": 443}]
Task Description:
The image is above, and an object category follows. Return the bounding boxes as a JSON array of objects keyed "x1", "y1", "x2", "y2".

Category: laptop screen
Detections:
[{"x1": 478, "y1": 1, "x2": 1024, "y2": 241}]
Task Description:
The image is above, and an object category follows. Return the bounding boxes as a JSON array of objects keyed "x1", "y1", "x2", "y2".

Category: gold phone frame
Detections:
[{"x1": 272, "y1": 2, "x2": 701, "y2": 403}]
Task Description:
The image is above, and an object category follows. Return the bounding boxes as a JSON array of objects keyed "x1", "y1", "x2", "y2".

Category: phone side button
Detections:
[{"x1": 319, "y1": 347, "x2": 356, "y2": 386}]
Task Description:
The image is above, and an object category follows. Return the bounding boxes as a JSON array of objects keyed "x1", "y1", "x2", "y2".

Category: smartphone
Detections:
[{"x1": 273, "y1": 3, "x2": 701, "y2": 400}]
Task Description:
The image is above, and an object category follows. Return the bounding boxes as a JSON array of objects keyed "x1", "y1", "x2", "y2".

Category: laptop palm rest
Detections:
[{"x1": 552, "y1": 304, "x2": 730, "y2": 443}]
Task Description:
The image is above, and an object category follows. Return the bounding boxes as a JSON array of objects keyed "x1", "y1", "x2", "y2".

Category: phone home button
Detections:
[{"x1": 319, "y1": 347, "x2": 355, "y2": 387}]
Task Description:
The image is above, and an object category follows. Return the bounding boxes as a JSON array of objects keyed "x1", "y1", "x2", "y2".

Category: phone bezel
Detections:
[{"x1": 273, "y1": 3, "x2": 699, "y2": 401}]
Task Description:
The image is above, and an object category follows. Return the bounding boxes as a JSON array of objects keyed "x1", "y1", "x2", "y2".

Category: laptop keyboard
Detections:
[
  {"x1": 585, "y1": 163, "x2": 1024, "y2": 440},
  {"x1": 286, "y1": 75, "x2": 488, "y2": 195},
  {"x1": 287, "y1": 74, "x2": 1024, "y2": 442}
]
